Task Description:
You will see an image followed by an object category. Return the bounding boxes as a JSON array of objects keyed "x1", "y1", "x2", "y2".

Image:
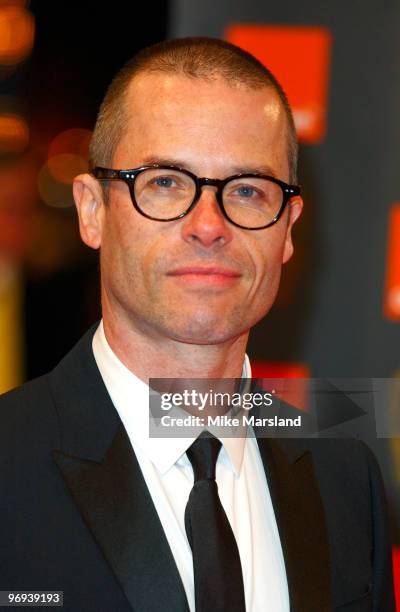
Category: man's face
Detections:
[{"x1": 79, "y1": 73, "x2": 302, "y2": 345}]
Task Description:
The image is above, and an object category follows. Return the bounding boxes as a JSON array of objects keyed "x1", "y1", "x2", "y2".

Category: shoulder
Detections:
[
  {"x1": 0, "y1": 374, "x2": 54, "y2": 419},
  {"x1": 0, "y1": 374, "x2": 60, "y2": 455},
  {"x1": 306, "y1": 436, "x2": 372, "y2": 463},
  {"x1": 305, "y1": 438, "x2": 395, "y2": 608},
  {"x1": 303, "y1": 437, "x2": 390, "y2": 547},
  {"x1": 0, "y1": 319, "x2": 101, "y2": 434},
  {"x1": 0, "y1": 320, "x2": 104, "y2": 459},
  {"x1": 305, "y1": 437, "x2": 383, "y2": 494}
]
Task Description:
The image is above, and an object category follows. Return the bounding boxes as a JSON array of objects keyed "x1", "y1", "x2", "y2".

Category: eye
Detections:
[
  {"x1": 228, "y1": 183, "x2": 264, "y2": 200},
  {"x1": 235, "y1": 185, "x2": 257, "y2": 198},
  {"x1": 153, "y1": 176, "x2": 176, "y2": 188}
]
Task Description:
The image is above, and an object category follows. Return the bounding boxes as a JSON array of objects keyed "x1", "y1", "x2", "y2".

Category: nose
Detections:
[{"x1": 180, "y1": 185, "x2": 233, "y2": 248}]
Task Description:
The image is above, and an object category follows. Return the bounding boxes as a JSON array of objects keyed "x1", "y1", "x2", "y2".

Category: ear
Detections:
[
  {"x1": 72, "y1": 173, "x2": 105, "y2": 250},
  {"x1": 282, "y1": 196, "x2": 303, "y2": 264}
]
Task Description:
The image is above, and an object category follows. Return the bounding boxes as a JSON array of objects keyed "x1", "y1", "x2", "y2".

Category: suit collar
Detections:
[
  {"x1": 49, "y1": 320, "x2": 119, "y2": 461},
  {"x1": 91, "y1": 318, "x2": 246, "y2": 477}
]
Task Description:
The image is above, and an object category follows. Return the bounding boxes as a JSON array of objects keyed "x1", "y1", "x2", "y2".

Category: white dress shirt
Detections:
[{"x1": 92, "y1": 319, "x2": 290, "y2": 611}]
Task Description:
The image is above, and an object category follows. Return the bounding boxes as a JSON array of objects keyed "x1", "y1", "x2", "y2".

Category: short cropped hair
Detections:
[{"x1": 88, "y1": 36, "x2": 298, "y2": 203}]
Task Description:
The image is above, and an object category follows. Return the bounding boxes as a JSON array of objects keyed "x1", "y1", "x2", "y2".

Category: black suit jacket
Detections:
[{"x1": 0, "y1": 321, "x2": 395, "y2": 611}]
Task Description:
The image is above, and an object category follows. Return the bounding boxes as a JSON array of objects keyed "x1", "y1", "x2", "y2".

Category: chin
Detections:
[{"x1": 167, "y1": 318, "x2": 245, "y2": 346}]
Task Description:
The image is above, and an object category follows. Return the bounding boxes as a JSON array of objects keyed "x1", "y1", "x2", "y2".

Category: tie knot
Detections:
[{"x1": 186, "y1": 432, "x2": 222, "y2": 482}]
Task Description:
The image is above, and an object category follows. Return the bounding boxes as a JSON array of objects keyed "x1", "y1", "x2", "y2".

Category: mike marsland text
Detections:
[{"x1": 159, "y1": 414, "x2": 302, "y2": 427}]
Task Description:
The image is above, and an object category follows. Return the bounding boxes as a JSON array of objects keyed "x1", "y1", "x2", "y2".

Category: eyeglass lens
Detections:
[{"x1": 133, "y1": 168, "x2": 283, "y2": 228}]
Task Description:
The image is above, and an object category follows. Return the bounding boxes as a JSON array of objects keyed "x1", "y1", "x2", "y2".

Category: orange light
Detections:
[
  {"x1": 38, "y1": 160, "x2": 80, "y2": 208},
  {"x1": 47, "y1": 154, "x2": 88, "y2": 185},
  {"x1": 0, "y1": 113, "x2": 29, "y2": 152},
  {"x1": 0, "y1": 156, "x2": 36, "y2": 257},
  {"x1": 0, "y1": 5, "x2": 34, "y2": 65},
  {"x1": 225, "y1": 24, "x2": 332, "y2": 143},
  {"x1": 48, "y1": 128, "x2": 91, "y2": 161},
  {"x1": 46, "y1": 128, "x2": 91, "y2": 185}
]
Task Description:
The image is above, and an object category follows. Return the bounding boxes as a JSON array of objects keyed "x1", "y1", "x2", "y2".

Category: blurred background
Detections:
[{"x1": 1, "y1": 0, "x2": 400, "y2": 599}]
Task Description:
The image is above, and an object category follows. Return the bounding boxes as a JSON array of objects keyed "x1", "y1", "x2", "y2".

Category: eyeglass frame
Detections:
[{"x1": 90, "y1": 164, "x2": 301, "y2": 230}]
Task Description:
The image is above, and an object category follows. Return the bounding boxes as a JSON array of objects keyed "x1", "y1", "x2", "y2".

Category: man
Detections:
[{"x1": 0, "y1": 37, "x2": 395, "y2": 611}]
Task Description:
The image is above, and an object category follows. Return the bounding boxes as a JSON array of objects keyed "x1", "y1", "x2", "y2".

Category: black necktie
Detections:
[{"x1": 184, "y1": 432, "x2": 246, "y2": 612}]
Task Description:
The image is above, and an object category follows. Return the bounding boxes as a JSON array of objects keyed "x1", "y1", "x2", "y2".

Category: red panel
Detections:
[
  {"x1": 251, "y1": 360, "x2": 310, "y2": 411},
  {"x1": 392, "y1": 546, "x2": 400, "y2": 609},
  {"x1": 251, "y1": 360, "x2": 310, "y2": 379},
  {"x1": 384, "y1": 203, "x2": 400, "y2": 320}
]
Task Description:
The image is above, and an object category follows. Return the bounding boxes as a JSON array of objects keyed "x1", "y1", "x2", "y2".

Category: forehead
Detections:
[{"x1": 114, "y1": 72, "x2": 289, "y2": 179}]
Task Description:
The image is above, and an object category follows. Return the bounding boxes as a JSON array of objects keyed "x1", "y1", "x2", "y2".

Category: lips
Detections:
[
  {"x1": 167, "y1": 266, "x2": 241, "y2": 277},
  {"x1": 166, "y1": 265, "x2": 242, "y2": 288}
]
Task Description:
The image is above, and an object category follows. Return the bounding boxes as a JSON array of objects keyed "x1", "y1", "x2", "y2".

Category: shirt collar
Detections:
[{"x1": 92, "y1": 318, "x2": 251, "y2": 476}]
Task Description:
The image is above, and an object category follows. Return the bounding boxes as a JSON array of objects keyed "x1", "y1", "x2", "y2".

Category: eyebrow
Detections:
[{"x1": 138, "y1": 156, "x2": 279, "y2": 179}]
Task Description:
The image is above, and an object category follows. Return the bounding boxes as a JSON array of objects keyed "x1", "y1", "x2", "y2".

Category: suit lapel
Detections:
[
  {"x1": 49, "y1": 321, "x2": 189, "y2": 612},
  {"x1": 255, "y1": 433, "x2": 333, "y2": 611}
]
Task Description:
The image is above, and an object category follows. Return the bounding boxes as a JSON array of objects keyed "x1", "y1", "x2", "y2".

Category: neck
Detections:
[{"x1": 101, "y1": 312, "x2": 249, "y2": 385}]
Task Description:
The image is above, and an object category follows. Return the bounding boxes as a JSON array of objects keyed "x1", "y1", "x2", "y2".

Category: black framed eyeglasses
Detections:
[{"x1": 91, "y1": 164, "x2": 300, "y2": 230}]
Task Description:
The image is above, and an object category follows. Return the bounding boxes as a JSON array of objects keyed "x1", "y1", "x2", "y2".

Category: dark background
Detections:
[{"x1": 23, "y1": 1, "x2": 169, "y2": 377}]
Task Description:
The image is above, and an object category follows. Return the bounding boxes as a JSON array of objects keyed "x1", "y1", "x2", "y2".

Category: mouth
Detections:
[{"x1": 166, "y1": 265, "x2": 242, "y2": 287}]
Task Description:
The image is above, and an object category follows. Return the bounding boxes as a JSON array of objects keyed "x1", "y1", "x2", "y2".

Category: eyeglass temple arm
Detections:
[{"x1": 91, "y1": 167, "x2": 123, "y2": 180}]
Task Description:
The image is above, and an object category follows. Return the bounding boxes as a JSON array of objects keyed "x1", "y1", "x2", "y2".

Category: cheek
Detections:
[
  {"x1": 253, "y1": 229, "x2": 285, "y2": 267},
  {"x1": 102, "y1": 207, "x2": 168, "y2": 294},
  {"x1": 249, "y1": 233, "x2": 286, "y2": 294},
  {"x1": 100, "y1": 208, "x2": 140, "y2": 282}
]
